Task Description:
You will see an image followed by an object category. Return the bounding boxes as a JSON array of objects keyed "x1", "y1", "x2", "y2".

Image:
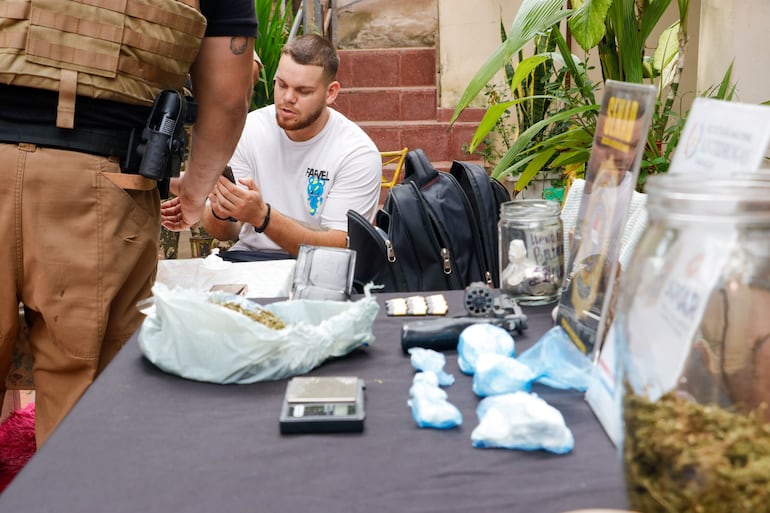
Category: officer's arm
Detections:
[{"x1": 177, "y1": 35, "x2": 254, "y2": 227}]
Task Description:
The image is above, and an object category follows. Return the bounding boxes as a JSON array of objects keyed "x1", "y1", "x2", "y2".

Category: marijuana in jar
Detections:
[{"x1": 623, "y1": 389, "x2": 770, "y2": 513}]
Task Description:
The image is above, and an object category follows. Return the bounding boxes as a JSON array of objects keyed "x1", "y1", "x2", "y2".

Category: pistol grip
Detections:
[{"x1": 401, "y1": 318, "x2": 492, "y2": 354}]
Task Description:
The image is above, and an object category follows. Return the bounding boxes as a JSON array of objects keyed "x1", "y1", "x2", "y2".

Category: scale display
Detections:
[{"x1": 279, "y1": 376, "x2": 365, "y2": 434}]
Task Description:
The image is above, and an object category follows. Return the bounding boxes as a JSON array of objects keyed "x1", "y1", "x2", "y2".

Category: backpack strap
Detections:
[{"x1": 403, "y1": 148, "x2": 439, "y2": 187}]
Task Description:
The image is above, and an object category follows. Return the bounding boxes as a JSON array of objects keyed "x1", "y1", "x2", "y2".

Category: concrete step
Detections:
[
  {"x1": 437, "y1": 107, "x2": 486, "y2": 123},
  {"x1": 337, "y1": 46, "x2": 488, "y2": 165},
  {"x1": 334, "y1": 86, "x2": 438, "y2": 122},
  {"x1": 337, "y1": 47, "x2": 436, "y2": 88},
  {"x1": 334, "y1": 89, "x2": 487, "y2": 124}
]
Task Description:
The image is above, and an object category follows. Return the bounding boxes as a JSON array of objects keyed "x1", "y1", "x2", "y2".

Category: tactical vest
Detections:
[{"x1": 0, "y1": 0, "x2": 207, "y2": 128}]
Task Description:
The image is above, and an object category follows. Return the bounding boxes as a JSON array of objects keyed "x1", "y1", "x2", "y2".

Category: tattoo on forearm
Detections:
[{"x1": 230, "y1": 37, "x2": 249, "y2": 55}]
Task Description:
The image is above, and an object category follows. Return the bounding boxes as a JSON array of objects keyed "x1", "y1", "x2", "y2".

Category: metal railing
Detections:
[{"x1": 289, "y1": 0, "x2": 337, "y2": 44}]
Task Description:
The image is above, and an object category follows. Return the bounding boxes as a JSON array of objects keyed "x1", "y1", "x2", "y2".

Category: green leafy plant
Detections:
[
  {"x1": 252, "y1": 0, "x2": 295, "y2": 110},
  {"x1": 452, "y1": 0, "x2": 710, "y2": 195}
]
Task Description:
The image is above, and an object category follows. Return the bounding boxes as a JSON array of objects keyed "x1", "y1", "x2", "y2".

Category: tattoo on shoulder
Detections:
[{"x1": 230, "y1": 37, "x2": 249, "y2": 55}]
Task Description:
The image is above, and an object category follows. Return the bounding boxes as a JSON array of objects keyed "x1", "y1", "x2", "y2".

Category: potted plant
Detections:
[
  {"x1": 451, "y1": 0, "x2": 733, "y2": 196},
  {"x1": 252, "y1": 0, "x2": 295, "y2": 109}
]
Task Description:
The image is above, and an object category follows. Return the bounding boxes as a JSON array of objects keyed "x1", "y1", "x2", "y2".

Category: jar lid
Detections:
[
  {"x1": 646, "y1": 171, "x2": 770, "y2": 223},
  {"x1": 499, "y1": 199, "x2": 561, "y2": 220}
]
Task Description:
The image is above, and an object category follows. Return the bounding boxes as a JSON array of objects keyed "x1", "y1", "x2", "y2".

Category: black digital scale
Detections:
[{"x1": 279, "y1": 376, "x2": 366, "y2": 434}]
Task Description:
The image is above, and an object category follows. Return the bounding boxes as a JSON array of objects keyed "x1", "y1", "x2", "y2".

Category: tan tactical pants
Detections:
[{"x1": 0, "y1": 143, "x2": 159, "y2": 446}]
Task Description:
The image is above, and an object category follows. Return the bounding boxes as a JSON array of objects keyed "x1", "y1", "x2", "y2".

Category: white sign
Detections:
[
  {"x1": 585, "y1": 228, "x2": 734, "y2": 445},
  {"x1": 585, "y1": 323, "x2": 621, "y2": 446},
  {"x1": 669, "y1": 98, "x2": 770, "y2": 173}
]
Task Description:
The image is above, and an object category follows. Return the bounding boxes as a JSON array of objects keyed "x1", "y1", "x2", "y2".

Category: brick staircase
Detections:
[{"x1": 334, "y1": 47, "x2": 486, "y2": 174}]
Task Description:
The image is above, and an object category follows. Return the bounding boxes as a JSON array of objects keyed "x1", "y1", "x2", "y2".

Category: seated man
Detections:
[{"x1": 202, "y1": 34, "x2": 382, "y2": 261}]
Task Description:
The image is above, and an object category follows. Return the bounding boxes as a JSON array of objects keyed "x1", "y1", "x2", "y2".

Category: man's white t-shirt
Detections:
[{"x1": 228, "y1": 105, "x2": 382, "y2": 252}]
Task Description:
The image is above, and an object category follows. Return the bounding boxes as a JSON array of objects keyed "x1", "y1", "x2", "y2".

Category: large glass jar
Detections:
[
  {"x1": 614, "y1": 172, "x2": 770, "y2": 512},
  {"x1": 498, "y1": 199, "x2": 563, "y2": 304}
]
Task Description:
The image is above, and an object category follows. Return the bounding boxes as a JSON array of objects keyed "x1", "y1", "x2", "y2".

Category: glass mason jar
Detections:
[
  {"x1": 498, "y1": 199, "x2": 564, "y2": 305},
  {"x1": 614, "y1": 172, "x2": 770, "y2": 512}
]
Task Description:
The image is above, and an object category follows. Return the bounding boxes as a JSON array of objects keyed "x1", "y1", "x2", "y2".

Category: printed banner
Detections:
[{"x1": 556, "y1": 80, "x2": 656, "y2": 355}]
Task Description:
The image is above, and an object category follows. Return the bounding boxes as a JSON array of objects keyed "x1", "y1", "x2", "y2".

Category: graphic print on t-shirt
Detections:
[{"x1": 306, "y1": 167, "x2": 329, "y2": 215}]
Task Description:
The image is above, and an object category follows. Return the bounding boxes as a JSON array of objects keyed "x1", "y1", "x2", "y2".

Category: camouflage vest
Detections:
[{"x1": 0, "y1": 0, "x2": 207, "y2": 128}]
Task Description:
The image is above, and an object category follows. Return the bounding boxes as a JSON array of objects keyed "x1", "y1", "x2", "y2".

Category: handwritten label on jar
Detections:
[{"x1": 526, "y1": 229, "x2": 564, "y2": 283}]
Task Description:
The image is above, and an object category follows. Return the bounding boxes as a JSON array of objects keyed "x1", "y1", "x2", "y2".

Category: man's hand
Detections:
[
  {"x1": 209, "y1": 176, "x2": 269, "y2": 227},
  {"x1": 160, "y1": 196, "x2": 188, "y2": 231},
  {"x1": 159, "y1": 177, "x2": 195, "y2": 232},
  {"x1": 160, "y1": 173, "x2": 210, "y2": 231},
  {"x1": 205, "y1": 175, "x2": 347, "y2": 256}
]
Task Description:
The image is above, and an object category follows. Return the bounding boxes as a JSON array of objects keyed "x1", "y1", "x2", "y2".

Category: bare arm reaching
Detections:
[{"x1": 162, "y1": 36, "x2": 254, "y2": 231}]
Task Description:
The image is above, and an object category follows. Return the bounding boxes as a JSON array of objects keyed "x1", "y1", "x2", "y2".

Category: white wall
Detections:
[
  {"x1": 698, "y1": 0, "x2": 770, "y2": 104},
  {"x1": 437, "y1": 0, "x2": 770, "y2": 112},
  {"x1": 437, "y1": 0, "x2": 523, "y2": 109}
]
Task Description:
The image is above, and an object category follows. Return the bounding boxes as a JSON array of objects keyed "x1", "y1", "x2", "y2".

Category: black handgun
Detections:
[
  {"x1": 400, "y1": 283, "x2": 528, "y2": 353},
  {"x1": 123, "y1": 90, "x2": 195, "y2": 198}
]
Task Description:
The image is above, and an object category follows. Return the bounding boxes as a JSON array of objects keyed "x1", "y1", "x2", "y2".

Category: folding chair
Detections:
[{"x1": 380, "y1": 147, "x2": 408, "y2": 189}]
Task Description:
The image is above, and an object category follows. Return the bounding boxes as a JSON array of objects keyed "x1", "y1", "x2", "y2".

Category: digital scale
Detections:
[{"x1": 279, "y1": 376, "x2": 365, "y2": 434}]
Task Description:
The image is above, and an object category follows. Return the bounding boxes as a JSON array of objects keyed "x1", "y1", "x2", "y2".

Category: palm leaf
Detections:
[
  {"x1": 639, "y1": 0, "x2": 673, "y2": 43},
  {"x1": 450, "y1": 0, "x2": 571, "y2": 124},
  {"x1": 611, "y1": 0, "x2": 644, "y2": 83},
  {"x1": 653, "y1": 21, "x2": 680, "y2": 92},
  {"x1": 552, "y1": 28, "x2": 595, "y2": 104},
  {"x1": 510, "y1": 55, "x2": 551, "y2": 92},
  {"x1": 468, "y1": 96, "x2": 557, "y2": 151},
  {"x1": 568, "y1": 0, "x2": 613, "y2": 52},
  {"x1": 252, "y1": 0, "x2": 293, "y2": 109},
  {"x1": 469, "y1": 100, "x2": 519, "y2": 152},
  {"x1": 514, "y1": 147, "x2": 557, "y2": 192},
  {"x1": 714, "y1": 61, "x2": 736, "y2": 100},
  {"x1": 550, "y1": 148, "x2": 591, "y2": 168},
  {"x1": 492, "y1": 104, "x2": 599, "y2": 180}
]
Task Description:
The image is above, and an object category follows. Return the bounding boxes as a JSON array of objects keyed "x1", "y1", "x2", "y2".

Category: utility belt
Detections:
[
  {"x1": 0, "y1": 119, "x2": 159, "y2": 192},
  {"x1": 0, "y1": 119, "x2": 136, "y2": 164},
  {"x1": 0, "y1": 90, "x2": 194, "y2": 198}
]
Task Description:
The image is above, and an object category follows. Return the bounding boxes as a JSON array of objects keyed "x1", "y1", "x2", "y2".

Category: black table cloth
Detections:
[{"x1": 0, "y1": 291, "x2": 629, "y2": 513}]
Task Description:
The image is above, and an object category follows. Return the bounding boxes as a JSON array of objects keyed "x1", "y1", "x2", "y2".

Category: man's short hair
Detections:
[{"x1": 281, "y1": 34, "x2": 339, "y2": 84}]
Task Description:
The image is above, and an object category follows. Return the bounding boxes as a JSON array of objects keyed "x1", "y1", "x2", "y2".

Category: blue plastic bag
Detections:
[
  {"x1": 472, "y1": 353, "x2": 537, "y2": 397},
  {"x1": 516, "y1": 326, "x2": 594, "y2": 391}
]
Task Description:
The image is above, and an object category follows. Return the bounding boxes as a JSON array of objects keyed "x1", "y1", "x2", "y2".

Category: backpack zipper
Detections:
[
  {"x1": 385, "y1": 239, "x2": 396, "y2": 263},
  {"x1": 441, "y1": 248, "x2": 451, "y2": 274}
]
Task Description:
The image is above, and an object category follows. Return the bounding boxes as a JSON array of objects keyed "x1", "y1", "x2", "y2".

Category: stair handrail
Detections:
[{"x1": 288, "y1": 0, "x2": 336, "y2": 45}]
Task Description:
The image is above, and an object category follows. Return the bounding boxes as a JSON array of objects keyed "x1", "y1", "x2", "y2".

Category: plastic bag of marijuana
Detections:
[{"x1": 138, "y1": 282, "x2": 379, "y2": 384}]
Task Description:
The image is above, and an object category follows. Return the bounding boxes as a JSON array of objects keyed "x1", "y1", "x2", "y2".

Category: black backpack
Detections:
[{"x1": 347, "y1": 149, "x2": 510, "y2": 293}]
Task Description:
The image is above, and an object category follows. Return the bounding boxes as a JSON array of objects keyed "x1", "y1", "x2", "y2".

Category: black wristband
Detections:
[
  {"x1": 211, "y1": 208, "x2": 236, "y2": 223},
  {"x1": 253, "y1": 203, "x2": 271, "y2": 233}
]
